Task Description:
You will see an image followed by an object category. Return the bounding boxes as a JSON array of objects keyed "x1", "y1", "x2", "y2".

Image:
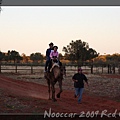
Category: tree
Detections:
[
  {"x1": 63, "y1": 40, "x2": 99, "y2": 66},
  {"x1": 4, "y1": 53, "x2": 9, "y2": 63},
  {"x1": 0, "y1": 51, "x2": 4, "y2": 63},
  {"x1": 7, "y1": 50, "x2": 12, "y2": 63},
  {"x1": 86, "y1": 48, "x2": 99, "y2": 60},
  {"x1": 106, "y1": 53, "x2": 120, "y2": 64},
  {"x1": 0, "y1": 0, "x2": 2, "y2": 12},
  {"x1": 7, "y1": 50, "x2": 22, "y2": 63},
  {"x1": 30, "y1": 52, "x2": 44, "y2": 63}
]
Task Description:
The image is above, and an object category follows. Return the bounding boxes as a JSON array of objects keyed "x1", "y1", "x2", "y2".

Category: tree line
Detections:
[
  {"x1": 0, "y1": 50, "x2": 44, "y2": 64},
  {"x1": 0, "y1": 40, "x2": 120, "y2": 65}
]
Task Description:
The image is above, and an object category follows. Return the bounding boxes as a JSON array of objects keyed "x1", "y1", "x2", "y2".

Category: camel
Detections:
[{"x1": 44, "y1": 62, "x2": 66, "y2": 102}]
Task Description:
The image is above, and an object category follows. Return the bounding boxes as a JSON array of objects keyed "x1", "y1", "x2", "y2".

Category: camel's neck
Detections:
[{"x1": 53, "y1": 66, "x2": 60, "y2": 79}]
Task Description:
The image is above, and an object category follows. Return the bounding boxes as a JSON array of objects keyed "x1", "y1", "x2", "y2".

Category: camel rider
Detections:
[
  {"x1": 44, "y1": 42, "x2": 54, "y2": 72},
  {"x1": 48, "y1": 46, "x2": 62, "y2": 72}
]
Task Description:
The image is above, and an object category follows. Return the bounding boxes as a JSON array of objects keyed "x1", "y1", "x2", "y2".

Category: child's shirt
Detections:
[{"x1": 50, "y1": 51, "x2": 59, "y2": 59}]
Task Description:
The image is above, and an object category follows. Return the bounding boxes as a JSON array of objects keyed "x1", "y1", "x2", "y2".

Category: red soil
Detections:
[
  {"x1": 0, "y1": 74, "x2": 120, "y2": 119},
  {"x1": 100, "y1": 74, "x2": 120, "y2": 79}
]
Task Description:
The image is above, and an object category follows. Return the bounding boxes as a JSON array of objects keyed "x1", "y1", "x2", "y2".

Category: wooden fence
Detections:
[
  {"x1": 0, "y1": 63, "x2": 120, "y2": 74},
  {"x1": 0, "y1": 64, "x2": 43, "y2": 74}
]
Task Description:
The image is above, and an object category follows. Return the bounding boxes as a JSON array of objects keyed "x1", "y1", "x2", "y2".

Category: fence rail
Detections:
[{"x1": 0, "y1": 63, "x2": 120, "y2": 74}]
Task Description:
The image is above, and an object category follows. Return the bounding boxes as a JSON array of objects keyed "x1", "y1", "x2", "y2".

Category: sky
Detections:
[{"x1": 0, "y1": 6, "x2": 120, "y2": 56}]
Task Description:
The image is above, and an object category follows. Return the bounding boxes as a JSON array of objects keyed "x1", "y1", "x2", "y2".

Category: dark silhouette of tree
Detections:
[
  {"x1": 0, "y1": 0, "x2": 2, "y2": 12},
  {"x1": 4, "y1": 54, "x2": 9, "y2": 63},
  {"x1": 63, "y1": 39, "x2": 99, "y2": 66},
  {"x1": 30, "y1": 53, "x2": 35, "y2": 62},
  {"x1": 106, "y1": 53, "x2": 120, "y2": 64},
  {"x1": 0, "y1": 51, "x2": 4, "y2": 63},
  {"x1": 30, "y1": 52, "x2": 44, "y2": 63},
  {"x1": 7, "y1": 50, "x2": 12, "y2": 62},
  {"x1": 7, "y1": 50, "x2": 22, "y2": 63}
]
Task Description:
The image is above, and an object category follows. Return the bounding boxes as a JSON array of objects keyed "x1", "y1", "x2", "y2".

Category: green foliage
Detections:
[
  {"x1": 10, "y1": 50, "x2": 22, "y2": 63},
  {"x1": 30, "y1": 52, "x2": 44, "y2": 63},
  {"x1": 0, "y1": 51, "x2": 5, "y2": 61},
  {"x1": 63, "y1": 39, "x2": 99, "y2": 66},
  {"x1": 0, "y1": 50, "x2": 22, "y2": 63},
  {"x1": 106, "y1": 54, "x2": 120, "y2": 62},
  {"x1": 105, "y1": 54, "x2": 120, "y2": 65}
]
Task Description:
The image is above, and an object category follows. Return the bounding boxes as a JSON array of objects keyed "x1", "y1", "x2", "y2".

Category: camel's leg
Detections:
[
  {"x1": 56, "y1": 78, "x2": 63, "y2": 98},
  {"x1": 51, "y1": 84, "x2": 57, "y2": 102}
]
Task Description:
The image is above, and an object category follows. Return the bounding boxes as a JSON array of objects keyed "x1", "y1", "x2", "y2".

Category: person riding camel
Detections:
[
  {"x1": 44, "y1": 42, "x2": 54, "y2": 72},
  {"x1": 48, "y1": 46, "x2": 62, "y2": 72},
  {"x1": 50, "y1": 46, "x2": 59, "y2": 61}
]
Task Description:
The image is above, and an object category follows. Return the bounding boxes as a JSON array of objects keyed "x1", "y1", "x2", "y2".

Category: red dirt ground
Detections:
[
  {"x1": 0, "y1": 74, "x2": 120, "y2": 119},
  {"x1": 100, "y1": 74, "x2": 120, "y2": 79}
]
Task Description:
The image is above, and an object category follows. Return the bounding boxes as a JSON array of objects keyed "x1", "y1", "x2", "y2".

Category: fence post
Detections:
[
  {"x1": 91, "y1": 65, "x2": 93, "y2": 74},
  {"x1": 15, "y1": 64, "x2": 17, "y2": 73},
  {"x1": 110, "y1": 65, "x2": 112, "y2": 73},
  {"x1": 31, "y1": 65, "x2": 33, "y2": 74},
  {"x1": 90, "y1": 60, "x2": 93, "y2": 74},
  {"x1": 112, "y1": 65, "x2": 115, "y2": 74}
]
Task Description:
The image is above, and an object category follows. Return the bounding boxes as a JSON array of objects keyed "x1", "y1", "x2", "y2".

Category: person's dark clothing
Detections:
[
  {"x1": 45, "y1": 60, "x2": 50, "y2": 71},
  {"x1": 72, "y1": 73, "x2": 88, "y2": 88},
  {"x1": 46, "y1": 48, "x2": 53, "y2": 61},
  {"x1": 45, "y1": 48, "x2": 53, "y2": 71}
]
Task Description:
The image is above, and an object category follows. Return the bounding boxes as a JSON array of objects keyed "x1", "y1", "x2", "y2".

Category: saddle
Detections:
[{"x1": 50, "y1": 62, "x2": 60, "y2": 72}]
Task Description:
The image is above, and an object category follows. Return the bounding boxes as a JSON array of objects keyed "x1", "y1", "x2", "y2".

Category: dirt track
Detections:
[{"x1": 0, "y1": 74, "x2": 120, "y2": 116}]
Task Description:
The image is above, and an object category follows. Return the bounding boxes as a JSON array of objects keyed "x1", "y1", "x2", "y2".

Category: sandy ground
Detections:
[{"x1": 0, "y1": 72, "x2": 120, "y2": 120}]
